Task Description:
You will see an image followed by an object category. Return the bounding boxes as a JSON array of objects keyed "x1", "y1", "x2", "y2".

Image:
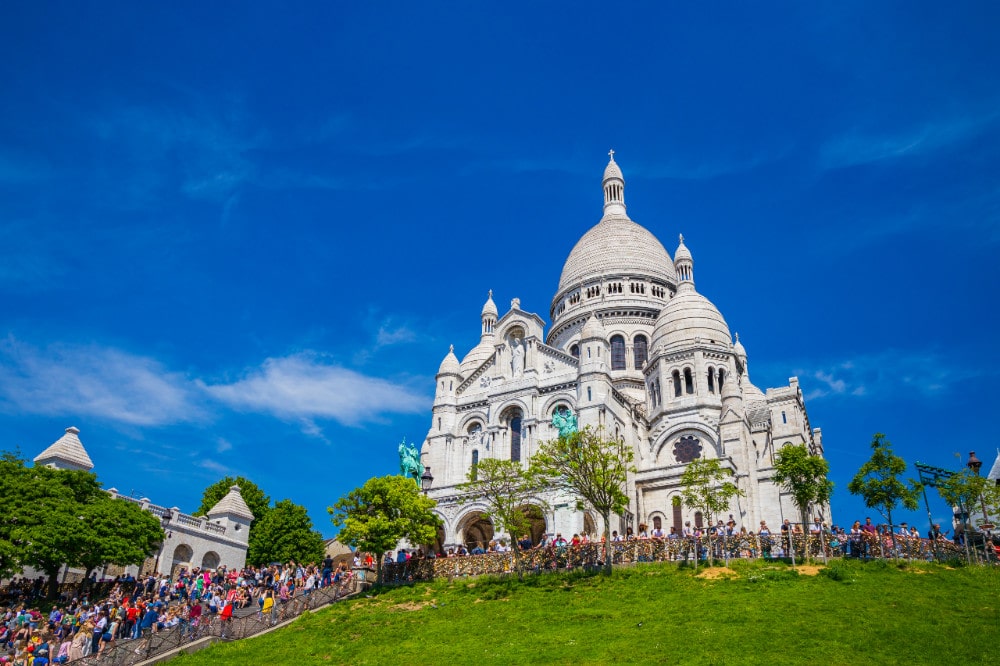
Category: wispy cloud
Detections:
[
  {"x1": 0, "y1": 337, "x2": 206, "y2": 426},
  {"x1": 819, "y1": 111, "x2": 999, "y2": 170},
  {"x1": 375, "y1": 323, "x2": 416, "y2": 347},
  {"x1": 787, "y1": 349, "x2": 986, "y2": 401},
  {"x1": 201, "y1": 352, "x2": 429, "y2": 427}
]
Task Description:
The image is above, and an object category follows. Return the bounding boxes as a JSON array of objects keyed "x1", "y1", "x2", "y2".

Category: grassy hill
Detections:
[{"x1": 176, "y1": 560, "x2": 999, "y2": 665}]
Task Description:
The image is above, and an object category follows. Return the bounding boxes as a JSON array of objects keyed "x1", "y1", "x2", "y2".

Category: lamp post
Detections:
[{"x1": 421, "y1": 467, "x2": 434, "y2": 494}]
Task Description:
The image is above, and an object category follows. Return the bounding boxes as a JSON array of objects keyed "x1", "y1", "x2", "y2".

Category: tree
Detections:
[
  {"x1": 458, "y1": 458, "x2": 548, "y2": 581},
  {"x1": 773, "y1": 443, "x2": 834, "y2": 563},
  {"x1": 847, "y1": 433, "x2": 920, "y2": 550},
  {"x1": 936, "y1": 469, "x2": 996, "y2": 563},
  {"x1": 0, "y1": 451, "x2": 29, "y2": 579},
  {"x1": 76, "y1": 494, "x2": 164, "y2": 582},
  {"x1": 248, "y1": 499, "x2": 326, "y2": 566},
  {"x1": 679, "y1": 457, "x2": 743, "y2": 565},
  {"x1": 328, "y1": 475, "x2": 440, "y2": 585},
  {"x1": 533, "y1": 426, "x2": 634, "y2": 573},
  {"x1": 11, "y1": 464, "x2": 106, "y2": 598}
]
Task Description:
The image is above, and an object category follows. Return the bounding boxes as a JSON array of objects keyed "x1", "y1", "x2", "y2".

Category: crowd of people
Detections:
[
  {"x1": 0, "y1": 556, "x2": 358, "y2": 665},
  {"x1": 388, "y1": 515, "x2": 981, "y2": 567}
]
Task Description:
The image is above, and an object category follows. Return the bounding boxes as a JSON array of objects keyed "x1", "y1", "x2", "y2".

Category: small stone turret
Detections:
[{"x1": 207, "y1": 485, "x2": 254, "y2": 545}]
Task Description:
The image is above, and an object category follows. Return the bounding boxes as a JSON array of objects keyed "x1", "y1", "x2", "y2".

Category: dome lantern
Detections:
[
  {"x1": 603, "y1": 149, "x2": 626, "y2": 216},
  {"x1": 675, "y1": 234, "x2": 694, "y2": 290}
]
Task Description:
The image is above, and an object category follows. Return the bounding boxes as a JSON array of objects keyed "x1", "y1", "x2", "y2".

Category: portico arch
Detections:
[
  {"x1": 456, "y1": 510, "x2": 494, "y2": 551},
  {"x1": 171, "y1": 544, "x2": 193, "y2": 576},
  {"x1": 201, "y1": 551, "x2": 220, "y2": 570}
]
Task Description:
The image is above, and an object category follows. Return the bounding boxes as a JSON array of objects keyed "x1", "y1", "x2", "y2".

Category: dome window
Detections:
[
  {"x1": 672, "y1": 370, "x2": 682, "y2": 398},
  {"x1": 570, "y1": 344, "x2": 580, "y2": 358},
  {"x1": 684, "y1": 368, "x2": 694, "y2": 395},
  {"x1": 611, "y1": 335, "x2": 626, "y2": 370},
  {"x1": 707, "y1": 367, "x2": 715, "y2": 393},
  {"x1": 633, "y1": 335, "x2": 648, "y2": 369}
]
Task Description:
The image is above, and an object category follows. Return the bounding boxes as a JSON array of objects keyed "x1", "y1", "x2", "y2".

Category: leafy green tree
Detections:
[
  {"x1": 0, "y1": 451, "x2": 29, "y2": 579},
  {"x1": 773, "y1": 443, "x2": 834, "y2": 563},
  {"x1": 76, "y1": 494, "x2": 165, "y2": 582},
  {"x1": 936, "y1": 468, "x2": 998, "y2": 562},
  {"x1": 458, "y1": 458, "x2": 548, "y2": 581},
  {"x1": 11, "y1": 464, "x2": 105, "y2": 598},
  {"x1": 847, "y1": 433, "x2": 920, "y2": 549},
  {"x1": 248, "y1": 499, "x2": 326, "y2": 565},
  {"x1": 679, "y1": 457, "x2": 744, "y2": 565},
  {"x1": 329, "y1": 475, "x2": 440, "y2": 585},
  {"x1": 533, "y1": 426, "x2": 634, "y2": 573}
]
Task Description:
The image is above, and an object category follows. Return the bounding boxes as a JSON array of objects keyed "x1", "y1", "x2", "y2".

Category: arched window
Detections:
[
  {"x1": 694, "y1": 511, "x2": 704, "y2": 528},
  {"x1": 718, "y1": 368, "x2": 725, "y2": 387},
  {"x1": 570, "y1": 344, "x2": 580, "y2": 359},
  {"x1": 503, "y1": 407, "x2": 524, "y2": 463},
  {"x1": 471, "y1": 449, "x2": 479, "y2": 481},
  {"x1": 672, "y1": 370, "x2": 682, "y2": 397},
  {"x1": 707, "y1": 368, "x2": 715, "y2": 393},
  {"x1": 610, "y1": 335, "x2": 626, "y2": 370},
  {"x1": 781, "y1": 411, "x2": 787, "y2": 424},
  {"x1": 633, "y1": 335, "x2": 648, "y2": 369},
  {"x1": 684, "y1": 368, "x2": 694, "y2": 394},
  {"x1": 653, "y1": 516, "x2": 662, "y2": 532}
]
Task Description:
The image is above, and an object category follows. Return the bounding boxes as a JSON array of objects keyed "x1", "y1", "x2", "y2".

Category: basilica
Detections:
[{"x1": 420, "y1": 154, "x2": 828, "y2": 549}]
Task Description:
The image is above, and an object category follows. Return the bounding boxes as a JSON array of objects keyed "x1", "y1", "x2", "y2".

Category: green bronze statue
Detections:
[
  {"x1": 551, "y1": 407, "x2": 578, "y2": 439},
  {"x1": 398, "y1": 438, "x2": 424, "y2": 484}
]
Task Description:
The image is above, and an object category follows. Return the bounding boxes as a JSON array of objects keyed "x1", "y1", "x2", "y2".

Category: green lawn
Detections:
[{"x1": 176, "y1": 560, "x2": 999, "y2": 665}]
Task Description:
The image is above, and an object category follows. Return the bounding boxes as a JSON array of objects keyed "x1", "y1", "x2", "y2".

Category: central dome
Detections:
[{"x1": 557, "y1": 215, "x2": 677, "y2": 293}]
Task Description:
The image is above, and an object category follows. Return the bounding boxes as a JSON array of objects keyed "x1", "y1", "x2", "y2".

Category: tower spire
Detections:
[{"x1": 602, "y1": 150, "x2": 626, "y2": 216}]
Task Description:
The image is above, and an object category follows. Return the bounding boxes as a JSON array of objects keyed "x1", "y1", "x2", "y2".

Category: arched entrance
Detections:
[
  {"x1": 431, "y1": 525, "x2": 446, "y2": 555},
  {"x1": 517, "y1": 505, "x2": 547, "y2": 546},
  {"x1": 459, "y1": 513, "x2": 494, "y2": 550},
  {"x1": 201, "y1": 551, "x2": 220, "y2": 570},
  {"x1": 171, "y1": 544, "x2": 193, "y2": 577}
]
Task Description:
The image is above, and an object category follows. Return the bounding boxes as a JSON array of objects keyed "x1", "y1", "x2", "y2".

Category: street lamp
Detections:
[{"x1": 421, "y1": 467, "x2": 434, "y2": 493}]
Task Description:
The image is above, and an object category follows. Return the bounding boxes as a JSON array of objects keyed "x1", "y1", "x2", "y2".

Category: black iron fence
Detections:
[{"x1": 381, "y1": 533, "x2": 984, "y2": 583}]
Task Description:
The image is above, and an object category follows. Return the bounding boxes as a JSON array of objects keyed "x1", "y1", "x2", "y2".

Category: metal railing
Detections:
[
  {"x1": 68, "y1": 575, "x2": 359, "y2": 666},
  {"x1": 381, "y1": 533, "x2": 978, "y2": 583}
]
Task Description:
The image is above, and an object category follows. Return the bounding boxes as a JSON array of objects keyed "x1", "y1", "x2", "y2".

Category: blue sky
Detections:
[{"x1": 1, "y1": 3, "x2": 998, "y2": 537}]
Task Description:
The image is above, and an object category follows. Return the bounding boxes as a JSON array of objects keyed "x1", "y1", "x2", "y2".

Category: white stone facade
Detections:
[
  {"x1": 30, "y1": 427, "x2": 252, "y2": 578},
  {"x1": 421, "y1": 155, "x2": 830, "y2": 548}
]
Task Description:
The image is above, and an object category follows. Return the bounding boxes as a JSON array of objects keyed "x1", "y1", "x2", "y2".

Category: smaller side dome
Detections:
[
  {"x1": 674, "y1": 234, "x2": 692, "y2": 262},
  {"x1": 581, "y1": 315, "x2": 605, "y2": 340},
  {"x1": 437, "y1": 345, "x2": 460, "y2": 376},
  {"x1": 733, "y1": 332, "x2": 747, "y2": 359},
  {"x1": 651, "y1": 289, "x2": 731, "y2": 352}
]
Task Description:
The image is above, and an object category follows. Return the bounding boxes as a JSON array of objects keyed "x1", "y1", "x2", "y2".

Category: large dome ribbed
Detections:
[
  {"x1": 651, "y1": 287, "x2": 731, "y2": 352},
  {"x1": 557, "y1": 215, "x2": 676, "y2": 293}
]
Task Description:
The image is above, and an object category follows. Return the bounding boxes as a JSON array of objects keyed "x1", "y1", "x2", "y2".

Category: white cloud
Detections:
[
  {"x1": 375, "y1": 323, "x2": 416, "y2": 347},
  {"x1": 0, "y1": 337, "x2": 205, "y2": 426},
  {"x1": 820, "y1": 111, "x2": 999, "y2": 169},
  {"x1": 201, "y1": 352, "x2": 429, "y2": 426},
  {"x1": 793, "y1": 349, "x2": 985, "y2": 402}
]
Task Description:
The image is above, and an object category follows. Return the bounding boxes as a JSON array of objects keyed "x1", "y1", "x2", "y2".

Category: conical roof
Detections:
[
  {"x1": 34, "y1": 426, "x2": 94, "y2": 472},
  {"x1": 207, "y1": 485, "x2": 255, "y2": 521},
  {"x1": 437, "y1": 345, "x2": 461, "y2": 376},
  {"x1": 987, "y1": 449, "x2": 1000, "y2": 482},
  {"x1": 481, "y1": 290, "x2": 498, "y2": 317}
]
